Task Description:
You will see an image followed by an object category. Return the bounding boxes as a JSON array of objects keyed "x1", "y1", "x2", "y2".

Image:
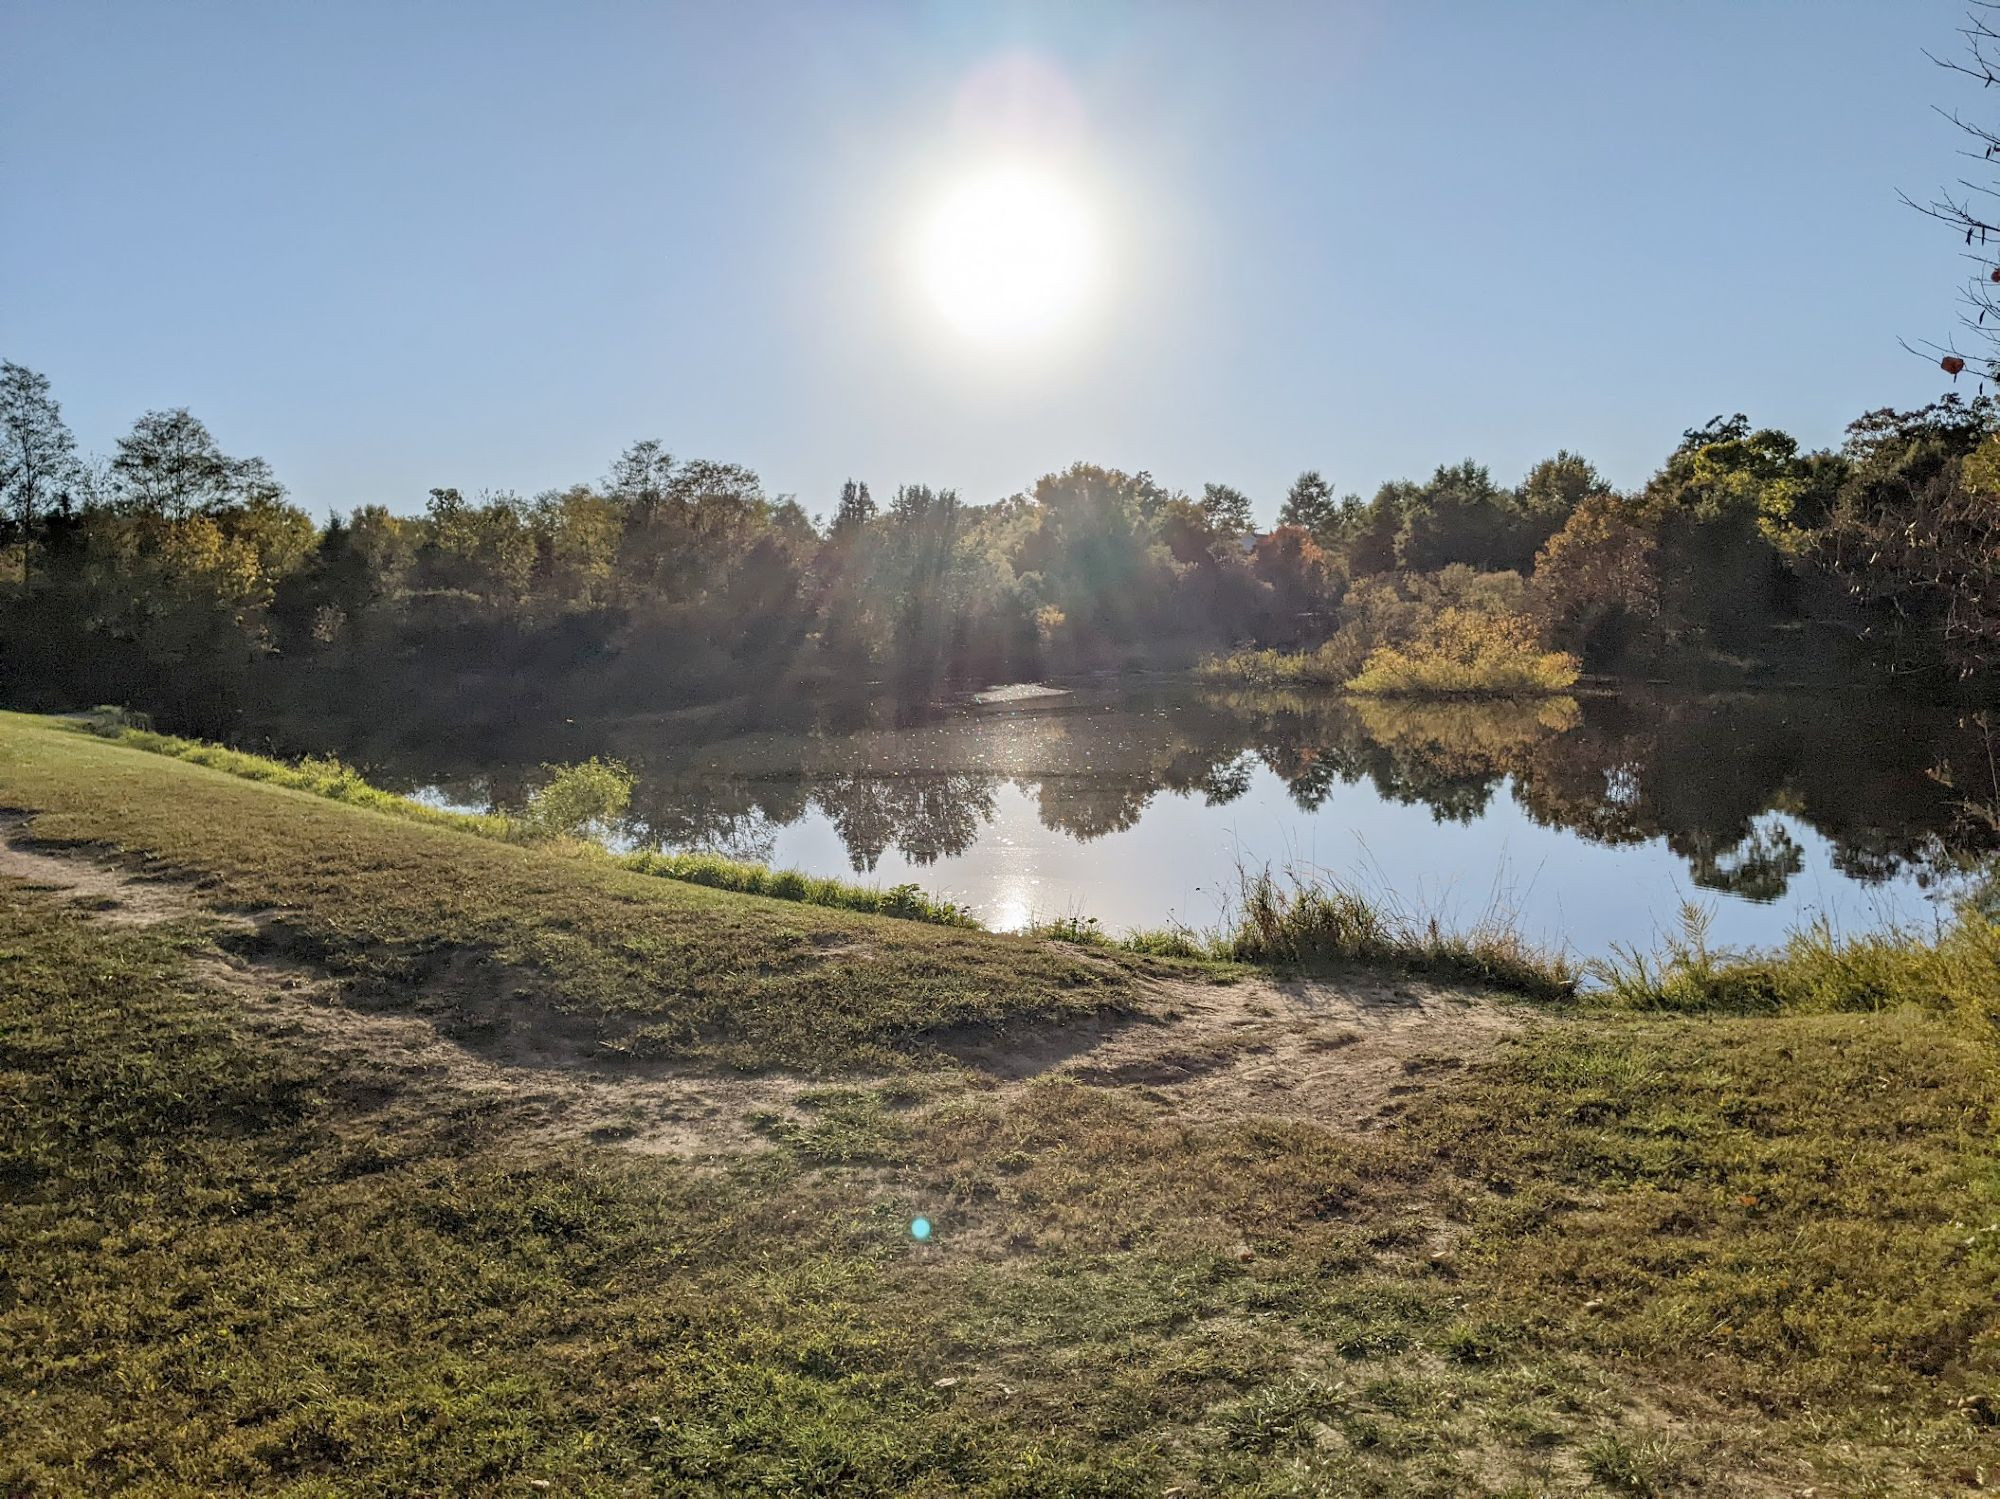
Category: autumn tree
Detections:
[{"x1": 1532, "y1": 494, "x2": 1661, "y2": 665}]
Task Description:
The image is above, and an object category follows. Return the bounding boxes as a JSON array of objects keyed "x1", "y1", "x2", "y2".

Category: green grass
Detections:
[
  {"x1": 75, "y1": 718, "x2": 979, "y2": 928},
  {"x1": 0, "y1": 712, "x2": 1127, "y2": 1071},
  {"x1": 3, "y1": 709, "x2": 1997, "y2": 1493},
  {"x1": 620, "y1": 848, "x2": 974, "y2": 927},
  {"x1": 1589, "y1": 899, "x2": 2000, "y2": 1032}
]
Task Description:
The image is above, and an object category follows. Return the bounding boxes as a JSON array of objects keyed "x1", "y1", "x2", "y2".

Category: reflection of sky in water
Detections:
[
  {"x1": 750, "y1": 768, "x2": 1938, "y2": 964},
  {"x1": 403, "y1": 687, "x2": 1984, "y2": 967}
]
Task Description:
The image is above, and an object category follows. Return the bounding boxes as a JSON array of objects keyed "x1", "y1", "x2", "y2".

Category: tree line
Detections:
[{"x1": 3, "y1": 357, "x2": 1998, "y2": 739}]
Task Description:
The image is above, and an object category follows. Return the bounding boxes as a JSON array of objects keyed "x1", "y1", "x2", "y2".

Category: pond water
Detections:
[{"x1": 360, "y1": 682, "x2": 1999, "y2": 965}]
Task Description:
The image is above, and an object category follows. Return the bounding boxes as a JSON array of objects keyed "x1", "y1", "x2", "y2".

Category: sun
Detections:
[{"x1": 916, "y1": 164, "x2": 1100, "y2": 347}]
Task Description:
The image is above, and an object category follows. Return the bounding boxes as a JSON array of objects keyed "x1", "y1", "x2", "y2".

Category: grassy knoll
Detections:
[{"x1": 2, "y1": 711, "x2": 1997, "y2": 1494}]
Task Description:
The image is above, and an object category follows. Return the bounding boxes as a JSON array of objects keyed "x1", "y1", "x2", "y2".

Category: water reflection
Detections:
[{"x1": 302, "y1": 684, "x2": 1999, "y2": 945}]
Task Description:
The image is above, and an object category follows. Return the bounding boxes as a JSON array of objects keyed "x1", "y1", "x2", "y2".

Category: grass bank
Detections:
[
  {"x1": 1592, "y1": 899, "x2": 2000, "y2": 1031},
  {"x1": 1, "y1": 711, "x2": 1996, "y2": 1492},
  {"x1": 0, "y1": 712, "x2": 1128, "y2": 1071}
]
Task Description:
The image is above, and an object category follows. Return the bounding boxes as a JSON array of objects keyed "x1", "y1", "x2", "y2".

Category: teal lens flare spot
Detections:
[{"x1": 910, "y1": 1217, "x2": 933, "y2": 1241}]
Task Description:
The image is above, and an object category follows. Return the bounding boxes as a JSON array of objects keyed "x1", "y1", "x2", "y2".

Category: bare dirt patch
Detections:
[
  {"x1": 1, "y1": 814, "x2": 837, "y2": 1158},
  {"x1": 954, "y1": 964, "x2": 1523, "y2": 1133},
  {"x1": 192, "y1": 942, "x2": 830, "y2": 1158},
  {"x1": 0, "y1": 812, "x2": 224, "y2": 928}
]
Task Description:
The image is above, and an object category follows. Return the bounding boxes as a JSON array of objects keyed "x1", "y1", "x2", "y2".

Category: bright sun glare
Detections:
[{"x1": 917, "y1": 165, "x2": 1099, "y2": 347}]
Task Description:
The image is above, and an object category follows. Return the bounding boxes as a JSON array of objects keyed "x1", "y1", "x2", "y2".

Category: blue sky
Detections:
[{"x1": 0, "y1": 0, "x2": 1973, "y2": 523}]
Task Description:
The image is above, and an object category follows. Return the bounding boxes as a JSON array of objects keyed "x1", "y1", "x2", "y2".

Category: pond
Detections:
[{"x1": 342, "y1": 682, "x2": 2000, "y2": 965}]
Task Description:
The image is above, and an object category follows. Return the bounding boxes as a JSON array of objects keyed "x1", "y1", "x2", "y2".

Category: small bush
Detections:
[
  {"x1": 1117, "y1": 926, "x2": 1210, "y2": 960},
  {"x1": 521, "y1": 757, "x2": 634, "y2": 842},
  {"x1": 1024, "y1": 913, "x2": 1112, "y2": 946},
  {"x1": 1196, "y1": 643, "x2": 1353, "y2": 688}
]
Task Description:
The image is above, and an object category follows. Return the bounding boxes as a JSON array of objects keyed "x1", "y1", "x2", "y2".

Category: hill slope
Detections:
[{"x1": 1, "y1": 712, "x2": 1994, "y2": 1495}]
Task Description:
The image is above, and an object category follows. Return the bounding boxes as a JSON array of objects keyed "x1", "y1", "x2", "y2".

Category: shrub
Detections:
[
  {"x1": 1345, "y1": 608, "x2": 1579, "y2": 697},
  {"x1": 1024, "y1": 913, "x2": 1111, "y2": 946},
  {"x1": 1196, "y1": 642, "x2": 1354, "y2": 688},
  {"x1": 521, "y1": 757, "x2": 634, "y2": 842}
]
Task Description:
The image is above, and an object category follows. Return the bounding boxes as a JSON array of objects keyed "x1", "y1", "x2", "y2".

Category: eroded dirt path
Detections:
[
  {"x1": 996, "y1": 968, "x2": 1521, "y2": 1134},
  {"x1": 0, "y1": 815, "x2": 221, "y2": 927},
  {"x1": 0, "y1": 812, "x2": 1522, "y2": 1157}
]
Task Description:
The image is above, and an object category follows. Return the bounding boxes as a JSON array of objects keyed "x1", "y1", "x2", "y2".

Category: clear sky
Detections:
[{"x1": 0, "y1": 0, "x2": 1974, "y2": 523}]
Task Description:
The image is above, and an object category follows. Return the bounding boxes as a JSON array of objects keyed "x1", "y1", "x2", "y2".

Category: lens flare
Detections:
[{"x1": 910, "y1": 1216, "x2": 933, "y2": 1241}]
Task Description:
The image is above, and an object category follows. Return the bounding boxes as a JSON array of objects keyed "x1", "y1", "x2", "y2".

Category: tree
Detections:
[
  {"x1": 0, "y1": 361, "x2": 81, "y2": 579},
  {"x1": 110, "y1": 408, "x2": 276, "y2": 518},
  {"x1": 873, "y1": 484, "x2": 965, "y2": 692},
  {"x1": 831, "y1": 477, "x2": 875, "y2": 534},
  {"x1": 1277, "y1": 470, "x2": 1338, "y2": 539},
  {"x1": 1016, "y1": 464, "x2": 1173, "y2": 650},
  {"x1": 1532, "y1": 494, "x2": 1661, "y2": 665},
  {"x1": 1249, "y1": 525, "x2": 1334, "y2": 643},
  {"x1": 1338, "y1": 484, "x2": 1407, "y2": 575},
  {"x1": 1199, "y1": 481, "x2": 1254, "y2": 536},
  {"x1": 417, "y1": 487, "x2": 537, "y2": 604},
  {"x1": 1628, "y1": 416, "x2": 1802, "y2": 647},
  {"x1": 1518, "y1": 451, "x2": 1602, "y2": 529},
  {"x1": 1812, "y1": 398, "x2": 2000, "y2": 671},
  {"x1": 605, "y1": 439, "x2": 676, "y2": 514},
  {"x1": 1903, "y1": 2, "x2": 2000, "y2": 380},
  {"x1": 1394, "y1": 460, "x2": 1521, "y2": 572}
]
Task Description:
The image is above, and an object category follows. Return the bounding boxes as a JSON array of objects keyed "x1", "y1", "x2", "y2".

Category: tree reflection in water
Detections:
[{"x1": 344, "y1": 684, "x2": 2000, "y2": 906}]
